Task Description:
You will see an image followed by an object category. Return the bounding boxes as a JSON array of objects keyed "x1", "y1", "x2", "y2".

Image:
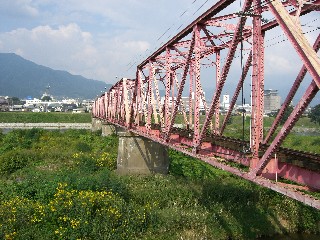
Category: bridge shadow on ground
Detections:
[
  {"x1": 199, "y1": 180, "x2": 286, "y2": 239},
  {"x1": 165, "y1": 150, "x2": 320, "y2": 239}
]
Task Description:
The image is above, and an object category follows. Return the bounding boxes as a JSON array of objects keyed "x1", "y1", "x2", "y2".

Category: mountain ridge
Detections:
[{"x1": 0, "y1": 53, "x2": 110, "y2": 99}]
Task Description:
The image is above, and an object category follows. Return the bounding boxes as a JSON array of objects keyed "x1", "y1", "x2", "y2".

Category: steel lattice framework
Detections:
[{"x1": 93, "y1": 0, "x2": 320, "y2": 209}]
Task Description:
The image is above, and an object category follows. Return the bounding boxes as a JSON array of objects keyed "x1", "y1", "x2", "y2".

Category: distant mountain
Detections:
[{"x1": 0, "y1": 53, "x2": 111, "y2": 99}]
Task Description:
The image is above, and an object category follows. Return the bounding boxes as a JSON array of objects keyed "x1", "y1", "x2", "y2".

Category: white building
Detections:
[
  {"x1": 264, "y1": 89, "x2": 281, "y2": 114},
  {"x1": 25, "y1": 98, "x2": 42, "y2": 106},
  {"x1": 222, "y1": 94, "x2": 230, "y2": 110}
]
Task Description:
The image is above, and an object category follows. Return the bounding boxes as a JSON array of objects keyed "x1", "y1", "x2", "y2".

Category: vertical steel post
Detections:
[
  {"x1": 104, "y1": 92, "x2": 109, "y2": 120},
  {"x1": 215, "y1": 50, "x2": 221, "y2": 134},
  {"x1": 146, "y1": 62, "x2": 154, "y2": 133},
  {"x1": 188, "y1": 66, "x2": 194, "y2": 130},
  {"x1": 250, "y1": 0, "x2": 264, "y2": 166},
  {"x1": 165, "y1": 47, "x2": 172, "y2": 135},
  {"x1": 123, "y1": 78, "x2": 131, "y2": 126},
  {"x1": 193, "y1": 25, "x2": 201, "y2": 151}
]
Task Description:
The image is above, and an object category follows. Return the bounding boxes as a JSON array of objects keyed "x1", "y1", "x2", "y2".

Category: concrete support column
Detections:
[
  {"x1": 91, "y1": 118, "x2": 102, "y2": 132},
  {"x1": 117, "y1": 127, "x2": 169, "y2": 175},
  {"x1": 102, "y1": 123, "x2": 116, "y2": 136}
]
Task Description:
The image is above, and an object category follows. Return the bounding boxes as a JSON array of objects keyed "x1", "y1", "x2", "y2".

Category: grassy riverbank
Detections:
[
  {"x1": 0, "y1": 112, "x2": 92, "y2": 123},
  {"x1": 0, "y1": 129, "x2": 319, "y2": 239},
  {"x1": 1, "y1": 112, "x2": 319, "y2": 153}
]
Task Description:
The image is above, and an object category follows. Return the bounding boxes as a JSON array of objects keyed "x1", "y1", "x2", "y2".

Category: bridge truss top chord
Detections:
[{"x1": 93, "y1": 0, "x2": 320, "y2": 209}]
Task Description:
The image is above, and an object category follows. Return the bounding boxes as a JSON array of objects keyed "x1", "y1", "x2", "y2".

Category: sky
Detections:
[
  {"x1": 0, "y1": 0, "x2": 214, "y2": 83},
  {"x1": 0, "y1": 0, "x2": 319, "y2": 104}
]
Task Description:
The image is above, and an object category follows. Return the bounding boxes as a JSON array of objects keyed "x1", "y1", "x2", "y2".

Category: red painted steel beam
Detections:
[
  {"x1": 220, "y1": 51, "x2": 252, "y2": 134},
  {"x1": 197, "y1": 0, "x2": 253, "y2": 147},
  {"x1": 138, "y1": 0, "x2": 237, "y2": 68},
  {"x1": 267, "y1": 0, "x2": 320, "y2": 88},
  {"x1": 193, "y1": 25, "x2": 202, "y2": 150},
  {"x1": 251, "y1": 0, "x2": 264, "y2": 160},
  {"x1": 215, "y1": 50, "x2": 221, "y2": 134},
  {"x1": 93, "y1": 0, "x2": 320, "y2": 209},
  {"x1": 165, "y1": 32, "x2": 196, "y2": 141},
  {"x1": 264, "y1": 34, "x2": 320, "y2": 144},
  {"x1": 262, "y1": 0, "x2": 320, "y2": 32},
  {"x1": 129, "y1": 73, "x2": 138, "y2": 128},
  {"x1": 146, "y1": 62, "x2": 154, "y2": 133},
  {"x1": 211, "y1": 2, "x2": 320, "y2": 53},
  {"x1": 251, "y1": 81, "x2": 319, "y2": 176},
  {"x1": 164, "y1": 48, "x2": 172, "y2": 135}
]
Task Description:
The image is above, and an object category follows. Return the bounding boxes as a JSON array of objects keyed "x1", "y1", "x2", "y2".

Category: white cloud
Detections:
[
  {"x1": 0, "y1": 0, "x2": 211, "y2": 83},
  {"x1": 0, "y1": 0, "x2": 39, "y2": 17},
  {"x1": 266, "y1": 54, "x2": 293, "y2": 74},
  {"x1": 0, "y1": 23, "x2": 150, "y2": 82},
  {"x1": 1, "y1": 0, "x2": 315, "y2": 87}
]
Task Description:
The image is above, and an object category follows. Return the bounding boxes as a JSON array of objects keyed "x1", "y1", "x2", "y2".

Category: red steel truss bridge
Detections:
[{"x1": 93, "y1": 0, "x2": 320, "y2": 209}]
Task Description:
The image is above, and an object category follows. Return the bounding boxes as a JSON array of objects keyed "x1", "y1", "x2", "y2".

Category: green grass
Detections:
[
  {"x1": 0, "y1": 112, "x2": 92, "y2": 123},
  {"x1": 173, "y1": 115, "x2": 319, "y2": 128},
  {"x1": 282, "y1": 134, "x2": 320, "y2": 154},
  {"x1": 0, "y1": 129, "x2": 319, "y2": 239},
  {"x1": 172, "y1": 115, "x2": 320, "y2": 153}
]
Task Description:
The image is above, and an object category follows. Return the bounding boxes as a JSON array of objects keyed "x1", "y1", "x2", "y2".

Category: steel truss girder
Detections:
[
  {"x1": 94, "y1": 0, "x2": 320, "y2": 209},
  {"x1": 197, "y1": 0, "x2": 253, "y2": 148},
  {"x1": 267, "y1": 0, "x2": 320, "y2": 87}
]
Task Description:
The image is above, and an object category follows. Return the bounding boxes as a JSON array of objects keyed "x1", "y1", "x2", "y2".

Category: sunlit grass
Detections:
[
  {"x1": 0, "y1": 112, "x2": 91, "y2": 123},
  {"x1": 0, "y1": 129, "x2": 319, "y2": 239}
]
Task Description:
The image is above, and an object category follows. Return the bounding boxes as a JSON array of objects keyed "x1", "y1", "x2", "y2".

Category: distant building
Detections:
[
  {"x1": 25, "y1": 98, "x2": 42, "y2": 106},
  {"x1": 0, "y1": 96, "x2": 9, "y2": 111},
  {"x1": 264, "y1": 89, "x2": 281, "y2": 114},
  {"x1": 178, "y1": 92, "x2": 205, "y2": 112},
  {"x1": 236, "y1": 103, "x2": 252, "y2": 115},
  {"x1": 222, "y1": 94, "x2": 230, "y2": 110}
]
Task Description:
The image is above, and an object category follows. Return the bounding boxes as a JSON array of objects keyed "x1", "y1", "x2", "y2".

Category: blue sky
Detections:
[
  {"x1": 0, "y1": 0, "x2": 319, "y2": 104},
  {"x1": 0, "y1": 0, "x2": 213, "y2": 83}
]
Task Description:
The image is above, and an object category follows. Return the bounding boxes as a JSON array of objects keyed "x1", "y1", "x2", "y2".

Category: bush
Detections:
[
  {"x1": 0, "y1": 149, "x2": 40, "y2": 174},
  {"x1": 75, "y1": 141, "x2": 92, "y2": 152},
  {"x1": 309, "y1": 104, "x2": 320, "y2": 125},
  {"x1": 0, "y1": 183, "x2": 153, "y2": 239},
  {"x1": 1, "y1": 129, "x2": 319, "y2": 239}
]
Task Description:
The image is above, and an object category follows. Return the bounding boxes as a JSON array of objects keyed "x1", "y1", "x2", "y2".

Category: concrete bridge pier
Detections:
[
  {"x1": 116, "y1": 127, "x2": 169, "y2": 175},
  {"x1": 101, "y1": 122, "x2": 116, "y2": 136},
  {"x1": 91, "y1": 118, "x2": 102, "y2": 132}
]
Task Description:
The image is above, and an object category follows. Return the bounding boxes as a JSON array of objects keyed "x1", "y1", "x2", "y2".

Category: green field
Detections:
[
  {"x1": 0, "y1": 112, "x2": 319, "y2": 154},
  {"x1": 0, "y1": 112, "x2": 92, "y2": 123},
  {"x1": 0, "y1": 129, "x2": 319, "y2": 239}
]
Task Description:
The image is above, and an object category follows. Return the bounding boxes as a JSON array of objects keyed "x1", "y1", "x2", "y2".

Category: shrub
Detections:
[
  {"x1": 311, "y1": 137, "x2": 320, "y2": 146},
  {"x1": 75, "y1": 141, "x2": 92, "y2": 152},
  {"x1": 0, "y1": 183, "x2": 153, "y2": 239},
  {"x1": 0, "y1": 149, "x2": 39, "y2": 174}
]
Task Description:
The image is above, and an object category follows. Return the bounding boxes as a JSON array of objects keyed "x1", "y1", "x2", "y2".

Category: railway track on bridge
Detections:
[{"x1": 158, "y1": 124, "x2": 320, "y2": 172}]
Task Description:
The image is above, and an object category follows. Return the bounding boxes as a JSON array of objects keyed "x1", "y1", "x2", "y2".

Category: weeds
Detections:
[{"x1": 0, "y1": 129, "x2": 319, "y2": 240}]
